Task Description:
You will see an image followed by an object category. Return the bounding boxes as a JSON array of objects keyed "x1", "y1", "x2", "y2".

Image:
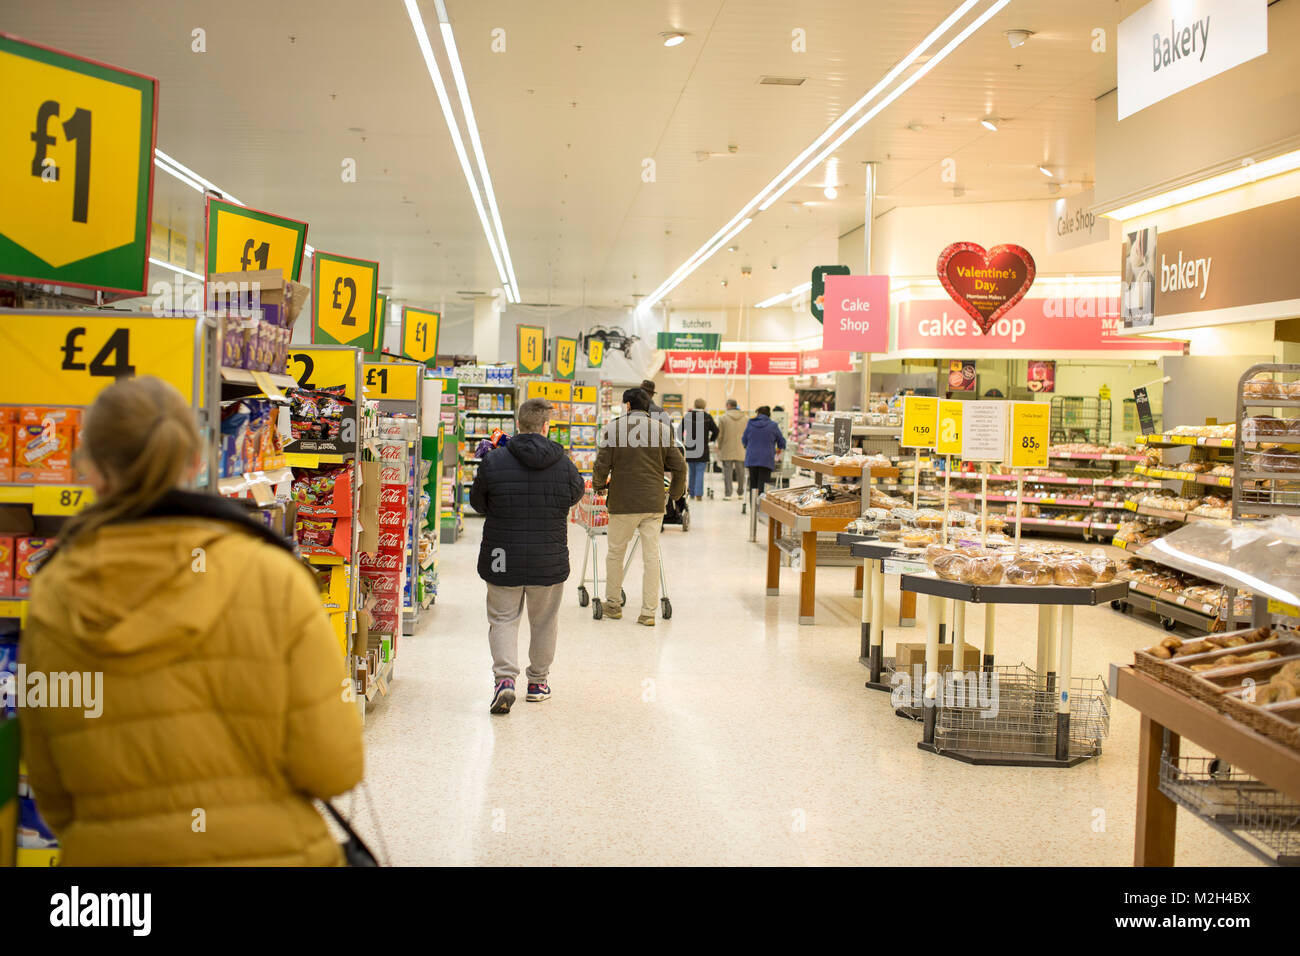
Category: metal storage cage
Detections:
[{"x1": 1049, "y1": 396, "x2": 1111, "y2": 445}]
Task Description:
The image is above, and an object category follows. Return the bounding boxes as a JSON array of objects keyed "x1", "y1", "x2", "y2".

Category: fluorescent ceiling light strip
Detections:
[
  {"x1": 154, "y1": 157, "x2": 208, "y2": 195},
  {"x1": 155, "y1": 149, "x2": 243, "y2": 205},
  {"x1": 756, "y1": 281, "x2": 812, "y2": 308},
  {"x1": 149, "y1": 257, "x2": 204, "y2": 281},
  {"x1": 642, "y1": 218, "x2": 752, "y2": 310},
  {"x1": 405, "y1": 0, "x2": 510, "y2": 289},
  {"x1": 438, "y1": 18, "x2": 521, "y2": 303},
  {"x1": 778, "y1": 0, "x2": 1011, "y2": 203},
  {"x1": 642, "y1": 0, "x2": 980, "y2": 309},
  {"x1": 1103, "y1": 147, "x2": 1300, "y2": 221}
]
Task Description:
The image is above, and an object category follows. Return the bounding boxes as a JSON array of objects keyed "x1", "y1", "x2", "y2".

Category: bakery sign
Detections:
[{"x1": 1116, "y1": 0, "x2": 1268, "y2": 120}]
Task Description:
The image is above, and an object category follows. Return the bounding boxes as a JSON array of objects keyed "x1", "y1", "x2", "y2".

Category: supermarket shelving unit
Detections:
[{"x1": 1049, "y1": 396, "x2": 1111, "y2": 445}]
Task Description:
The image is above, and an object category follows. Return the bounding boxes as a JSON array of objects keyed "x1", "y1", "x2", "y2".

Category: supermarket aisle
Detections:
[{"x1": 359, "y1": 497, "x2": 1259, "y2": 866}]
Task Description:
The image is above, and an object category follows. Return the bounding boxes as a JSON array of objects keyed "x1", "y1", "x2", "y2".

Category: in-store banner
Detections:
[
  {"x1": 936, "y1": 242, "x2": 1037, "y2": 335},
  {"x1": 809, "y1": 264, "x2": 850, "y2": 323},
  {"x1": 821, "y1": 275, "x2": 890, "y2": 351},
  {"x1": 656, "y1": 331, "x2": 720, "y2": 351},
  {"x1": 401, "y1": 305, "x2": 440, "y2": 365},
  {"x1": 552, "y1": 335, "x2": 578, "y2": 380},
  {"x1": 585, "y1": 336, "x2": 604, "y2": 368},
  {"x1": 1122, "y1": 227, "x2": 1158, "y2": 328},
  {"x1": 667, "y1": 311, "x2": 725, "y2": 334},
  {"x1": 311, "y1": 251, "x2": 378, "y2": 348},
  {"x1": 1117, "y1": 0, "x2": 1268, "y2": 120},
  {"x1": 1027, "y1": 360, "x2": 1056, "y2": 393},
  {"x1": 0, "y1": 34, "x2": 159, "y2": 295},
  {"x1": 946, "y1": 359, "x2": 976, "y2": 391},
  {"x1": 661, "y1": 351, "x2": 801, "y2": 376},
  {"x1": 517, "y1": 324, "x2": 545, "y2": 375},
  {"x1": 895, "y1": 296, "x2": 1187, "y2": 353},
  {"x1": 205, "y1": 197, "x2": 308, "y2": 281},
  {"x1": 1046, "y1": 189, "x2": 1112, "y2": 254},
  {"x1": 799, "y1": 349, "x2": 853, "y2": 374}
]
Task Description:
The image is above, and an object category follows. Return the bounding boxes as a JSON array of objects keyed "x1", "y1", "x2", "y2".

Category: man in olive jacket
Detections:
[{"x1": 593, "y1": 387, "x2": 687, "y2": 626}]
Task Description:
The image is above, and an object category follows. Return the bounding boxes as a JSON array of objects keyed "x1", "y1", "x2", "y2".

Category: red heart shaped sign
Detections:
[{"x1": 936, "y1": 242, "x2": 1037, "y2": 335}]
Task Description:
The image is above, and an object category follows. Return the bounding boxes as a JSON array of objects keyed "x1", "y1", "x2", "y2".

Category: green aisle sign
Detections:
[
  {"x1": 517, "y1": 324, "x2": 544, "y2": 375},
  {"x1": 206, "y1": 197, "x2": 308, "y2": 280},
  {"x1": 311, "y1": 250, "x2": 379, "y2": 348},
  {"x1": 0, "y1": 33, "x2": 159, "y2": 295},
  {"x1": 553, "y1": 335, "x2": 577, "y2": 380},
  {"x1": 657, "y1": 331, "x2": 720, "y2": 350}
]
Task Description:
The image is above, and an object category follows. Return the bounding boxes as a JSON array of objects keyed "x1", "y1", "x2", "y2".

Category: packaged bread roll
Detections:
[
  {"x1": 932, "y1": 552, "x2": 971, "y2": 582},
  {"x1": 962, "y1": 555, "x2": 1004, "y2": 585},
  {"x1": 1087, "y1": 553, "x2": 1117, "y2": 583},
  {"x1": 1006, "y1": 556, "x2": 1054, "y2": 585},
  {"x1": 924, "y1": 543, "x2": 957, "y2": 567},
  {"x1": 1053, "y1": 556, "x2": 1097, "y2": 587}
]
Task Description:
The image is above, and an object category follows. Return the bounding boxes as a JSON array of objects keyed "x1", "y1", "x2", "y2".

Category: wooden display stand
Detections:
[{"x1": 1113, "y1": 665, "x2": 1300, "y2": 866}]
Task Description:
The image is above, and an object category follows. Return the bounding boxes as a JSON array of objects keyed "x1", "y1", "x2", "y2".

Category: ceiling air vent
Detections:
[{"x1": 758, "y1": 75, "x2": 806, "y2": 86}]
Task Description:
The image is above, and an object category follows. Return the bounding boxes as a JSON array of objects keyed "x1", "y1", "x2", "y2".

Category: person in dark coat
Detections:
[
  {"x1": 470, "y1": 397, "x2": 584, "y2": 714},
  {"x1": 680, "y1": 398, "x2": 719, "y2": 501},
  {"x1": 742, "y1": 405, "x2": 787, "y2": 499}
]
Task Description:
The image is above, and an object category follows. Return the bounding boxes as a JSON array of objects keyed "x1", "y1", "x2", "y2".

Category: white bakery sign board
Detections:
[
  {"x1": 961, "y1": 401, "x2": 1008, "y2": 462},
  {"x1": 1117, "y1": 0, "x2": 1268, "y2": 120}
]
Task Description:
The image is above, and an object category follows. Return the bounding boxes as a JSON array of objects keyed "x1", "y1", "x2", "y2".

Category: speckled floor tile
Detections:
[{"x1": 353, "y1": 497, "x2": 1262, "y2": 866}]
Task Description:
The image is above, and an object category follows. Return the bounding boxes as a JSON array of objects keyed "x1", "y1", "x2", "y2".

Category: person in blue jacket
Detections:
[{"x1": 742, "y1": 405, "x2": 786, "y2": 499}]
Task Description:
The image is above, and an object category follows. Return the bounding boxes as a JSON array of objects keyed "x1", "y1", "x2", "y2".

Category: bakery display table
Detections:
[
  {"x1": 900, "y1": 573, "x2": 1127, "y2": 768},
  {"x1": 1112, "y1": 664, "x2": 1300, "y2": 866},
  {"x1": 846, "y1": 538, "x2": 935, "y2": 692},
  {"x1": 761, "y1": 495, "x2": 861, "y2": 625}
]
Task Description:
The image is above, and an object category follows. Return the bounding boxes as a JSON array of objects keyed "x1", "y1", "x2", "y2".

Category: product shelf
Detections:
[
  {"x1": 1138, "y1": 433, "x2": 1235, "y2": 449},
  {"x1": 1134, "y1": 464, "x2": 1233, "y2": 486},
  {"x1": 0, "y1": 599, "x2": 28, "y2": 623}
]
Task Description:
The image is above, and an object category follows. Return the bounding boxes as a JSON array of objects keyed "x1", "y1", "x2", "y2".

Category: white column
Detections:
[{"x1": 473, "y1": 295, "x2": 502, "y2": 363}]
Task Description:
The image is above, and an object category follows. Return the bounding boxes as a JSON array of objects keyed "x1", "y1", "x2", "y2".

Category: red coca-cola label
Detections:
[
  {"x1": 371, "y1": 597, "x2": 397, "y2": 614},
  {"x1": 380, "y1": 487, "x2": 406, "y2": 505},
  {"x1": 364, "y1": 572, "x2": 400, "y2": 594},
  {"x1": 360, "y1": 552, "x2": 402, "y2": 571},
  {"x1": 377, "y1": 532, "x2": 402, "y2": 549},
  {"x1": 380, "y1": 466, "x2": 403, "y2": 483},
  {"x1": 379, "y1": 444, "x2": 404, "y2": 460},
  {"x1": 379, "y1": 509, "x2": 405, "y2": 527}
]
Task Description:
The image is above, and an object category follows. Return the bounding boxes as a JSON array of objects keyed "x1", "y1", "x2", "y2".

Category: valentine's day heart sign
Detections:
[{"x1": 936, "y1": 242, "x2": 1037, "y2": 334}]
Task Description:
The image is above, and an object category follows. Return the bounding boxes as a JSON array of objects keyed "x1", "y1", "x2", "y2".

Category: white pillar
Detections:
[{"x1": 473, "y1": 295, "x2": 501, "y2": 363}]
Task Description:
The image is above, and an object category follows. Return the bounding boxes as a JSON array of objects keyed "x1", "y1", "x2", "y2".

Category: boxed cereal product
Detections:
[
  {"x1": 0, "y1": 423, "x2": 12, "y2": 483},
  {"x1": 0, "y1": 535, "x2": 13, "y2": 597},
  {"x1": 15, "y1": 537, "x2": 56, "y2": 598}
]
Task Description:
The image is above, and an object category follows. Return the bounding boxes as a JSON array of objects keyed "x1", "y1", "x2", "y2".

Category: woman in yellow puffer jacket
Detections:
[{"x1": 20, "y1": 376, "x2": 364, "y2": 866}]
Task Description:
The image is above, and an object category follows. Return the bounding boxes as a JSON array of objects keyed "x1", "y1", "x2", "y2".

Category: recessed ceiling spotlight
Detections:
[
  {"x1": 727, "y1": 245, "x2": 738, "y2": 252},
  {"x1": 907, "y1": 121, "x2": 925, "y2": 132},
  {"x1": 1038, "y1": 165, "x2": 1053, "y2": 178},
  {"x1": 823, "y1": 186, "x2": 838, "y2": 199},
  {"x1": 1004, "y1": 29, "x2": 1034, "y2": 48},
  {"x1": 980, "y1": 116, "x2": 999, "y2": 131},
  {"x1": 661, "y1": 31, "x2": 687, "y2": 47},
  {"x1": 1047, "y1": 182, "x2": 1061, "y2": 195}
]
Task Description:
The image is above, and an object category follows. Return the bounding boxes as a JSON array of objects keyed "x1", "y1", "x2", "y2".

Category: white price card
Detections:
[{"x1": 960, "y1": 401, "x2": 1008, "y2": 462}]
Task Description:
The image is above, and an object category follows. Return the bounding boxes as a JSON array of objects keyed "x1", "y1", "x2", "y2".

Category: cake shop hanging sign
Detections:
[{"x1": 936, "y1": 242, "x2": 1037, "y2": 335}]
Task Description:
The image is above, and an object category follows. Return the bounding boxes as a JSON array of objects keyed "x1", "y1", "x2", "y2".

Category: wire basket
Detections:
[
  {"x1": 1159, "y1": 751, "x2": 1300, "y2": 865},
  {"x1": 932, "y1": 664, "x2": 1110, "y2": 760}
]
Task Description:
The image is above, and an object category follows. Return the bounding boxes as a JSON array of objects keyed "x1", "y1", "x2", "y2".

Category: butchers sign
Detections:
[
  {"x1": 821, "y1": 274, "x2": 890, "y2": 351},
  {"x1": 936, "y1": 243, "x2": 1036, "y2": 334},
  {"x1": 662, "y1": 351, "x2": 801, "y2": 376}
]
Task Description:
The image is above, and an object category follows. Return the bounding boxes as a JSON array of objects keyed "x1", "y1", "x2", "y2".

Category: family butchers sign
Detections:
[
  {"x1": 895, "y1": 295, "x2": 1186, "y2": 354},
  {"x1": 1117, "y1": 0, "x2": 1268, "y2": 120},
  {"x1": 662, "y1": 351, "x2": 802, "y2": 376}
]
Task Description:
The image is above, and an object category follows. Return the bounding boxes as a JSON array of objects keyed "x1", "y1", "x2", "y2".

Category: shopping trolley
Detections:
[{"x1": 572, "y1": 484, "x2": 674, "y2": 620}]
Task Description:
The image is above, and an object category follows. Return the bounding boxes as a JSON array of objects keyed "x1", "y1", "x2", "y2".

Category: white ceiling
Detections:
[{"x1": 7, "y1": 0, "x2": 1134, "y2": 324}]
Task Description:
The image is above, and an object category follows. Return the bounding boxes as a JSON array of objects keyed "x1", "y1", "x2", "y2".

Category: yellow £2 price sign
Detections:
[
  {"x1": 311, "y1": 251, "x2": 378, "y2": 348},
  {"x1": 0, "y1": 35, "x2": 158, "y2": 294},
  {"x1": 401, "y1": 307, "x2": 441, "y2": 364},
  {"x1": 1009, "y1": 402, "x2": 1050, "y2": 469},
  {"x1": 936, "y1": 400, "x2": 964, "y2": 456},
  {"x1": 900, "y1": 396, "x2": 938, "y2": 449}
]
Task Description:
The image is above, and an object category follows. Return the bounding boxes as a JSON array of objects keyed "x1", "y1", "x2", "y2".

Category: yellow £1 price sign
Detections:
[
  {"x1": 363, "y1": 362, "x2": 420, "y2": 401},
  {"x1": 900, "y1": 396, "x2": 938, "y2": 449},
  {"x1": 1009, "y1": 402, "x2": 1050, "y2": 469},
  {"x1": 206, "y1": 197, "x2": 308, "y2": 280},
  {"x1": 936, "y1": 400, "x2": 964, "y2": 456},
  {"x1": 0, "y1": 35, "x2": 158, "y2": 294},
  {"x1": 401, "y1": 306, "x2": 440, "y2": 364},
  {"x1": 517, "y1": 325, "x2": 545, "y2": 375}
]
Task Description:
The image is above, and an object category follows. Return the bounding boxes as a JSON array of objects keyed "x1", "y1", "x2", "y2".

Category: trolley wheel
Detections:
[
  {"x1": 662, "y1": 597, "x2": 672, "y2": 619},
  {"x1": 578, "y1": 586, "x2": 589, "y2": 607},
  {"x1": 621, "y1": 589, "x2": 626, "y2": 606},
  {"x1": 1161, "y1": 616, "x2": 1176, "y2": 631},
  {"x1": 1110, "y1": 599, "x2": 1123, "y2": 610},
  {"x1": 593, "y1": 599, "x2": 603, "y2": 620},
  {"x1": 681, "y1": 510, "x2": 691, "y2": 531}
]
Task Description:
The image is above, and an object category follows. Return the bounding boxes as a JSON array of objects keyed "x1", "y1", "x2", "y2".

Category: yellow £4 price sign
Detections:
[
  {"x1": 0, "y1": 35, "x2": 158, "y2": 294},
  {"x1": 311, "y1": 251, "x2": 378, "y2": 348},
  {"x1": 1009, "y1": 402, "x2": 1050, "y2": 469},
  {"x1": 401, "y1": 306, "x2": 441, "y2": 364},
  {"x1": 936, "y1": 400, "x2": 964, "y2": 456},
  {"x1": 517, "y1": 325, "x2": 545, "y2": 375},
  {"x1": 553, "y1": 336, "x2": 577, "y2": 380},
  {"x1": 900, "y1": 396, "x2": 938, "y2": 449},
  {"x1": 205, "y1": 197, "x2": 308, "y2": 280}
]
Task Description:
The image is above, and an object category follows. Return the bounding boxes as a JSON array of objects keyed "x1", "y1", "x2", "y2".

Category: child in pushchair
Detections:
[{"x1": 662, "y1": 476, "x2": 690, "y2": 531}]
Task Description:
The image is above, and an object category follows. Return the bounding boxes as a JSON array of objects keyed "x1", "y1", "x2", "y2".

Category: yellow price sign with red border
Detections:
[
  {"x1": 311, "y1": 251, "x2": 378, "y2": 348},
  {"x1": 900, "y1": 396, "x2": 938, "y2": 449},
  {"x1": 936, "y1": 399, "x2": 963, "y2": 456},
  {"x1": 553, "y1": 336, "x2": 577, "y2": 380},
  {"x1": 205, "y1": 197, "x2": 308, "y2": 280},
  {"x1": 401, "y1": 306, "x2": 440, "y2": 364},
  {"x1": 363, "y1": 362, "x2": 420, "y2": 402},
  {"x1": 517, "y1": 325, "x2": 545, "y2": 375},
  {"x1": 0, "y1": 35, "x2": 159, "y2": 295},
  {"x1": 0, "y1": 313, "x2": 199, "y2": 406},
  {"x1": 1009, "y1": 401, "x2": 1050, "y2": 469}
]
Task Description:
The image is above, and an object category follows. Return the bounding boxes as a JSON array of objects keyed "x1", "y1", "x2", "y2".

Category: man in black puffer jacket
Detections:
[{"x1": 470, "y1": 397, "x2": 585, "y2": 714}]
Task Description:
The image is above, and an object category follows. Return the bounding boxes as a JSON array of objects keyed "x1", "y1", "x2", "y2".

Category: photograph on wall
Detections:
[
  {"x1": 1121, "y1": 226, "x2": 1157, "y2": 328},
  {"x1": 946, "y1": 359, "x2": 977, "y2": 392},
  {"x1": 1026, "y1": 360, "x2": 1056, "y2": 393}
]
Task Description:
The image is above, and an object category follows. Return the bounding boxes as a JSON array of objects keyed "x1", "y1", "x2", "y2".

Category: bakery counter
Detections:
[
  {"x1": 1113, "y1": 664, "x2": 1300, "y2": 866},
  {"x1": 760, "y1": 495, "x2": 860, "y2": 625},
  {"x1": 900, "y1": 572, "x2": 1124, "y2": 768}
]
